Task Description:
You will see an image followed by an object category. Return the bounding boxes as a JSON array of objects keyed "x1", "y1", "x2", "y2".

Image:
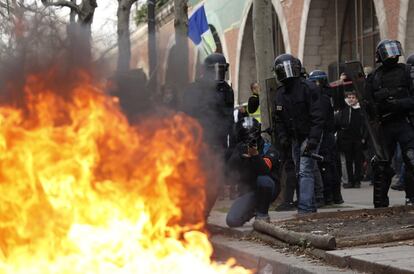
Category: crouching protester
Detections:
[{"x1": 226, "y1": 117, "x2": 280, "y2": 227}]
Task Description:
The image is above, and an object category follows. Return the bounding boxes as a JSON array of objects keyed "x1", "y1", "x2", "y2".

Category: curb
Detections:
[{"x1": 211, "y1": 235, "x2": 360, "y2": 274}]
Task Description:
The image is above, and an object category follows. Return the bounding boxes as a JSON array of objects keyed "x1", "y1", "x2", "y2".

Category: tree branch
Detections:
[{"x1": 41, "y1": 0, "x2": 80, "y2": 14}]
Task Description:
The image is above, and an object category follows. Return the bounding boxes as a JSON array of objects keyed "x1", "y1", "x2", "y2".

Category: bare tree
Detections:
[
  {"x1": 41, "y1": 0, "x2": 96, "y2": 27},
  {"x1": 116, "y1": 0, "x2": 138, "y2": 72},
  {"x1": 253, "y1": 0, "x2": 274, "y2": 131},
  {"x1": 41, "y1": 0, "x2": 97, "y2": 61}
]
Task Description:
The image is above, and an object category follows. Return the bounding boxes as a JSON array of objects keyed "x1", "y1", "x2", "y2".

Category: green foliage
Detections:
[
  {"x1": 134, "y1": 3, "x2": 148, "y2": 25},
  {"x1": 134, "y1": 0, "x2": 170, "y2": 26}
]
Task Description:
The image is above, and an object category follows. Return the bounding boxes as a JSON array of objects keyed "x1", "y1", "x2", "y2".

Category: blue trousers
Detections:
[
  {"x1": 292, "y1": 139, "x2": 318, "y2": 213},
  {"x1": 226, "y1": 176, "x2": 278, "y2": 227}
]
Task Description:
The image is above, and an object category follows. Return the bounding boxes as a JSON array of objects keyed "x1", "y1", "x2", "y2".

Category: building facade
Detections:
[{"x1": 130, "y1": 0, "x2": 414, "y2": 104}]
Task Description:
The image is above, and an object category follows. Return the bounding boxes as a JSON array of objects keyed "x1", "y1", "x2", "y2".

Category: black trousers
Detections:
[
  {"x1": 374, "y1": 119, "x2": 414, "y2": 207},
  {"x1": 319, "y1": 132, "x2": 342, "y2": 202},
  {"x1": 342, "y1": 140, "x2": 363, "y2": 184}
]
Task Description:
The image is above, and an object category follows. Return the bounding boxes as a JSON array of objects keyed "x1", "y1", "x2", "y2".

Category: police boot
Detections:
[
  {"x1": 333, "y1": 184, "x2": 344, "y2": 204},
  {"x1": 343, "y1": 182, "x2": 355, "y2": 188},
  {"x1": 390, "y1": 180, "x2": 405, "y2": 191},
  {"x1": 324, "y1": 192, "x2": 334, "y2": 206},
  {"x1": 372, "y1": 161, "x2": 393, "y2": 208},
  {"x1": 406, "y1": 197, "x2": 414, "y2": 206}
]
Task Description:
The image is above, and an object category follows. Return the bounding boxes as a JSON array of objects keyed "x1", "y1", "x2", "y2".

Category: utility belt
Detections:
[
  {"x1": 379, "y1": 112, "x2": 405, "y2": 123},
  {"x1": 373, "y1": 87, "x2": 409, "y2": 101},
  {"x1": 379, "y1": 111, "x2": 414, "y2": 127}
]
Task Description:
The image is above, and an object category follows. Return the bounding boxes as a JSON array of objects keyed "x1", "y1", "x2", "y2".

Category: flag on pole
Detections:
[{"x1": 188, "y1": 5, "x2": 217, "y2": 59}]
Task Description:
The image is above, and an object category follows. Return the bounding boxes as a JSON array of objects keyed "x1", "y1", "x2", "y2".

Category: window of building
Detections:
[{"x1": 340, "y1": 0, "x2": 380, "y2": 69}]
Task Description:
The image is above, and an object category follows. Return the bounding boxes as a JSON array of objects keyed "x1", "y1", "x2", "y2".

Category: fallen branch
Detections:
[
  {"x1": 337, "y1": 229, "x2": 414, "y2": 247},
  {"x1": 253, "y1": 220, "x2": 336, "y2": 250},
  {"x1": 249, "y1": 230, "x2": 289, "y2": 248}
]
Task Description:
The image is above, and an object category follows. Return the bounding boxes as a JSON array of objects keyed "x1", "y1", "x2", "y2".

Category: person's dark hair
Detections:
[{"x1": 345, "y1": 91, "x2": 357, "y2": 97}]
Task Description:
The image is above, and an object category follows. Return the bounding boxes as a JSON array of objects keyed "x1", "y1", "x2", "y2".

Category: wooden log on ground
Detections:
[
  {"x1": 253, "y1": 220, "x2": 336, "y2": 250},
  {"x1": 250, "y1": 230, "x2": 289, "y2": 248},
  {"x1": 336, "y1": 229, "x2": 414, "y2": 248}
]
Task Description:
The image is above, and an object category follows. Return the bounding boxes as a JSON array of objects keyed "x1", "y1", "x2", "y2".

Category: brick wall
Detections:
[
  {"x1": 127, "y1": 0, "x2": 406, "y2": 90},
  {"x1": 302, "y1": 0, "x2": 348, "y2": 73},
  {"x1": 237, "y1": 8, "x2": 256, "y2": 104},
  {"x1": 280, "y1": 0, "x2": 304, "y2": 56},
  {"x1": 383, "y1": 0, "x2": 401, "y2": 39},
  {"x1": 405, "y1": 0, "x2": 414, "y2": 55}
]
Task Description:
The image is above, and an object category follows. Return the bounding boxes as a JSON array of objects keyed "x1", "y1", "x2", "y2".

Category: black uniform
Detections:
[
  {"x1": 182, "y1": 79, "x2": 234, "y2": 148},
  {"x1": 274, "y1": 78, "x2": 325, "y2": 145},
  {"x1": 181, "y1": 53, "x2": 235, "y2": 215},
  {"x1": 318, "y1": 86, "x2": 343, "y2": 203},
  {"x1": 366, "y1": 62, "x2": 414, "y2": 206}
]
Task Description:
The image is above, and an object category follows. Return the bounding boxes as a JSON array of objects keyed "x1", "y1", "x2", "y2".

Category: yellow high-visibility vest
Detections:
[{"x1": 248, "y1": 94, "x2": 261, "y2": 123}]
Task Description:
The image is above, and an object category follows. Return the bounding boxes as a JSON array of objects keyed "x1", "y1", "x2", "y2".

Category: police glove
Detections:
[
  {"x1": 304, "y1": 139, "x2": 318, "y2": 154},
  {"x1": 279, "y1": 137, "x2": 290, "y2": 148},
  {"x1": 381, "y1": 98, "x2": 400, "y2": 112}
]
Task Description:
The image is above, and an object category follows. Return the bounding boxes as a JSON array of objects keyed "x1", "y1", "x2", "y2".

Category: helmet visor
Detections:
[
  {"x1": 379, "y1": 41, "x2": 403, "y2": 61},
  {"x1": 213, "y1": 63, "x2": 229, "y2": 82},
  {"x1": 275, "y1": 60, "x2": 296, "y2": 82}
]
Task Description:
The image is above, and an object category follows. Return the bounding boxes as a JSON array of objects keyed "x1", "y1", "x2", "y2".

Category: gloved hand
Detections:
[
  {"x1": 304, "y1": 139, "x2": 318, "y2": 154},
  {"x1": 379, "y1": 98, "x2": 400, "y2": 113},
  {"x1": 279, "y1": 136, "x2": 290, "y2": 149}
]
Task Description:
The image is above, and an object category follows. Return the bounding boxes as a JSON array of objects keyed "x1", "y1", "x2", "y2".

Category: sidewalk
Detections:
[{"x1": 209, "y1": 183, "x2": 413, "y2": 274}]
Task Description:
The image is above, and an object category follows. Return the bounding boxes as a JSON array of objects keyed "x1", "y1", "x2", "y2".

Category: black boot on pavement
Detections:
[
  {"x1": 275, "y1": 202, "x2": 296, "y2": 211},
  {"x1": 343, "y1": 182, "x2": 354, "y2": 188},
  {"x1": 391, "y1": 181, "x2": 405, "y2": 191}
]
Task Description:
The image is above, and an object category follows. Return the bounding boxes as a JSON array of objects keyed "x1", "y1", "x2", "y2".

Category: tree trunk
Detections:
[
  {"x1": 147, "y1": 0, "x2": 157, "y2": 92},
  {"x1": 117, "y1": 0, "x2": 133, "y2": 72},
  {"x1": 252, "y1": 0, "x2": 274, "y2": 132},
  {"x1": 173, "y1": 0, "x2": 188, "y2": 104},
  {"x1": 41, "y1": 0, "x2": 96, "y2": 66}
]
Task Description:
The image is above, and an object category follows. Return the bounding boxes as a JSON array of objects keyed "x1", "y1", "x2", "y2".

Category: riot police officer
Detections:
[
  {"x1": 273, "y1": 54, "x2": 325, "y2": 213},
  {"x1": 181, "y1": 53, "x2": 235, "y2": 215},
  {"x1": 182, "y1": 53, "x2": 234, "y2": 148},
  {"x1": 366, "y1": 39, "x2": 414, "y2": 207},
  {"x1": 309, "y1": 70, "x2": 344, "y2": 205}
]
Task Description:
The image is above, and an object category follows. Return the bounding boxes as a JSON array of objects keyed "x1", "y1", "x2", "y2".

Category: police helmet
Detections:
[
  {"x1": 406, "y1": 54, "x2": 414, "y2": 66},
  {"x1": 204, "y1": 53, "x2": 229, "y2": 83},
  {"x1": 375, "y1": 39, "x2": 403, "y2": 65},
  {"x1": 309, "y1": 70, "x2": 328, "y2": 87},
  {"x1": 273, "y1": 54, "x2": 302, "y2": 83},
  {"x1": 235, "y1": 116, "x2": 261, "y2": 145}
]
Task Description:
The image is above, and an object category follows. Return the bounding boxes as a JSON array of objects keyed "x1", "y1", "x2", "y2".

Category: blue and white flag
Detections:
[{"x1": 188, "y1": 5, "x2": 217, "y2": 59}]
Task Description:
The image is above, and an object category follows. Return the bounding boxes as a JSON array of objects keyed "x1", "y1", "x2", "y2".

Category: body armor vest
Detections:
[{"x1": 372, "y1": 64, "x2": 410, "y2": 103}]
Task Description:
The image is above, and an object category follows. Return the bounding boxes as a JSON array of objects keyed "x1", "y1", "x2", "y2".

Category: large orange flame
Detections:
[{"x1": 0, "y1": 69, "x2": 250, "y2": 273}]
